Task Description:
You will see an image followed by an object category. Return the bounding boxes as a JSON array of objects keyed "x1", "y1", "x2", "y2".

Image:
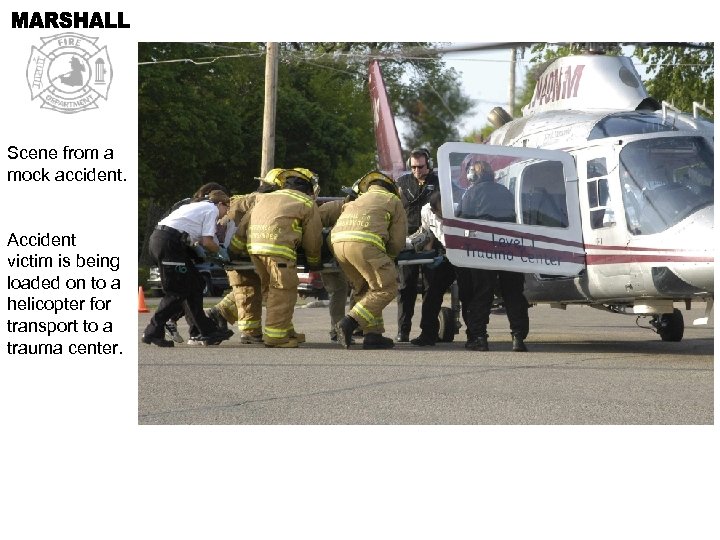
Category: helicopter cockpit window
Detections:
[
  {"x1": 588, "y1": 112, "x2": 678, "y2": 140},
  {"x1": 620, "y1": 136, "x2": 713, "y2": 235},
  {"x1": 587, "y1": 158, "x2": 607, "y2": 178},
  {"x1": 586, "y1": 158, "x2": 614, "y2": 228},
  {"x1": 450, "y1": 152, "x2": 569, "y2": 228},
  {"x1": 587, "y1": 178, "x2": 613, "y2": 229}
]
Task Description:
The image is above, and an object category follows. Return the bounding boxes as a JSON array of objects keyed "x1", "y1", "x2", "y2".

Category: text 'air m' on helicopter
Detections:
[{"x1": 371, "y1": 44, "x2": 714, "y2": 342}]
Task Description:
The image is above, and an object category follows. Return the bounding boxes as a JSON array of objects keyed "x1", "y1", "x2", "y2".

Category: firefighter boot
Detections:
[
  {"x1": 336, "y1": 316, "x2": 359, "y2": 349},
  {"x1": 207, "y1": 307, "x2": 234, "y2": 340},
  {"x1": 264, "y1": 338, "x2": 299, "y2": 348},
  {"x1": 362, "y1": 333, "x2": 395, "y2": 350}
]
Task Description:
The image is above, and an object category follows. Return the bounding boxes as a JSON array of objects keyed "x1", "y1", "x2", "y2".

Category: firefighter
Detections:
[
  {"x1": 247, "y1": 169, "x2": 323, "y2": 348},
  {"x1": 331, "y1": 171, "x2": 408, "y2": 349},
  {"x1": 209, "y1": 168, "x2": 286, "y2": 343}
]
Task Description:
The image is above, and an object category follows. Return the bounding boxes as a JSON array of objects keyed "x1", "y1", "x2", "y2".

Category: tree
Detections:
[
  {"x1": 634, "y1": 43, "x2": 714, "y2": 111},
  {"x1": 396, "y1": 60, "x2": 475, "y2": 152},
  {"x1": 138, "y1": 42, "x2": 473, "y2": 257}
]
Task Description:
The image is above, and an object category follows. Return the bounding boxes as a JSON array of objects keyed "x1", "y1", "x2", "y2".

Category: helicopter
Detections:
[{"x1": 370, "y1": 44, "x2": 714, "y2": 342}]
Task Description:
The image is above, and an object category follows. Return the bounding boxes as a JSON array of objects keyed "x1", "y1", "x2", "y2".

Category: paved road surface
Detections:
[{"x1": 138, "y1": 299, "x2": 713, "y2": 424}]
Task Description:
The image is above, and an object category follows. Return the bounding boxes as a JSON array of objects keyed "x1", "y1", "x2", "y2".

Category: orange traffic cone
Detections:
[{"x1": 138, "y1": 286, "x2": 149, "y2": 313}]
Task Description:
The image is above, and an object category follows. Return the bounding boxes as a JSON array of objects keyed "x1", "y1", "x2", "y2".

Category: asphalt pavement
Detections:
[{"x1": 138, "y1": 298, "x2": 713, "y2": 425}]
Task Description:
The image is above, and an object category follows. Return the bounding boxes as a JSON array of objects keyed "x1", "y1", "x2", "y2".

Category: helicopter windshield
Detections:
[
  {"x1": 588, "y1": 112, "x2": 678, "y2": 139},
  {"x1": 619, "y1": 136, "x2": 713, "y2": 235}
]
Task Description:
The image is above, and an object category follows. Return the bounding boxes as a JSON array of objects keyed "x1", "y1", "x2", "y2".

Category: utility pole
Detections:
[
  {"x1": 508, "y1": 47, "x2": 517, "y2": 117},
  {"x1": 260, "y1": 42, "x2": 279, "y2": 177}
]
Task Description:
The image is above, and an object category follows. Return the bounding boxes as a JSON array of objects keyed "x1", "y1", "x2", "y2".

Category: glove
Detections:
[
  {"x1": 215, "y1": 246, "x2": 230, "y2": 263},
  {"x1": 427, "y1": 255, "x2": 445, "y2": 270},
  {"x1": 192, "y1": 244, "x2": 207, "y2": 260},
  {"x1": 208, "y1": 246, "x2": 230, "y2": 264}
]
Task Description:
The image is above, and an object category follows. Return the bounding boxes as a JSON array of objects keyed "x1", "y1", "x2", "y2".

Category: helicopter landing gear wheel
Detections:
[
  {"x1": 650, "y1": 308, "x2": 684, "y2": 342},
  {"x1": 437, "y1": 307, "x2": 456, "y2": 342}
]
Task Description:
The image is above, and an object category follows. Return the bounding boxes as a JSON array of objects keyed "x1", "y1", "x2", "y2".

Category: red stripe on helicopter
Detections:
[
  {"x1": 586, "y1": 243, "x2": 711, "y2": 253},
  {"x1": 444, "y1": 235, "x2": 586, "y2": 265},
  {"x1": 586, "y1": 253, "x2": 714, "y2": 265},
  {"x1": 443, "y1": 218, "x2": 585, "y2": 249}
]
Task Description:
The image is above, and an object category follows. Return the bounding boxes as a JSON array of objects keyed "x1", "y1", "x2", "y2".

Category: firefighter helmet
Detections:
[
  {"x1": 254, "y1": 168, "x2": 286, "y2": 188},
  {"x1": 357, "y1": 170, "x2": 398, "y2": 195},
  {"x1": 277, "y1": 168, "x2": 313, "y2": 186},
  {"x1": 292, "y1": 167, "x2": 320, "y2": 197}
]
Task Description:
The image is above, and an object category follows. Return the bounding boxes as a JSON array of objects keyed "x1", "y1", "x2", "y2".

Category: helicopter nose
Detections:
[
  {"x1": 653, "y1": 205, "x2": 714, "y2": 294},
  {"x1": 665, "y1": 264, "x2": 714, "y2": 294}
]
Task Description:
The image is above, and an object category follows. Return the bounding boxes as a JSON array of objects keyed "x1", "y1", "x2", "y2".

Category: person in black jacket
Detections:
[
  {"x1": 456, "y1": 160, "x2": 530, "y2": 352},
  {"x1": 394, "y1": 148, "x2": 439, "y2": 342}
]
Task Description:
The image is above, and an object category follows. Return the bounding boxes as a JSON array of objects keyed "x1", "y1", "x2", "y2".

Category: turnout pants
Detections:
[
  {"x1": 333, "y1": 242, "x2": 397, "y2": 335},
  {"x1": 143, "y1": 228, "x2": 217, "y2": 339},
  {"x1": 216, "y1": 268, "x2": 263, "y2": 336},
  {"x1": 251, "y1": 255, "x2": 299, "y2": 345}
]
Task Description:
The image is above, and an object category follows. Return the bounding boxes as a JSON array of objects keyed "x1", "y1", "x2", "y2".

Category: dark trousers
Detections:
[
  {"x1": 418, "y1": 258, "x2": 456, "y2": 339},
  {"x1": 143, "y1": 229, "x2": 217, "y2": 339},
  {"x1": 396, "y1": 263, "x2": 428, "y2": 335},
  {"x1": 455, "y1": 267, "x2": 529, "y2": 340}
]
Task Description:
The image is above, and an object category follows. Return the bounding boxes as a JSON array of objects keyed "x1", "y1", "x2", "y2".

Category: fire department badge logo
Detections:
[{"x1": 26, "y1": 33, "x2": 113, "y2": 114}]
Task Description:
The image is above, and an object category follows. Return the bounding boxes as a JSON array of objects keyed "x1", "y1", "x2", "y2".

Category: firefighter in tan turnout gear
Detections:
[
  {"x1": 331, "y1": 171, "x2": 408, "y2": 349},
  {"x1": 247, "y1": 168, "x2": 323, "y2": 348},
  {"x1": 209, "y1": 168, "x2": 286, "y2": 343}
]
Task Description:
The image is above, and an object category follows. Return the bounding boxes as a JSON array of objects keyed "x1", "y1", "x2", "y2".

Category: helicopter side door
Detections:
[{"x1": 437, "y1": 142, "x2": 585, "y2": 276}]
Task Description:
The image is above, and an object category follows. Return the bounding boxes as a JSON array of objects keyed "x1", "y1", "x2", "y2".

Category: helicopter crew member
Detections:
[
  {"x1": 394, "y1": 148, "x2": 439, "y2": 342},
  {"x1": 247, "y1": 169, "x2": 323, "y2": 348},
  {"x1": 457, "y1": 160, "x2": 529, "y2": 352},
  {"x1": 209, "y1": 168, "x2": 286, "y2": 344},
  {"x1": 141, "y1": 190, "x2": 231, "y2": 347},
  {"x1": 332, "y1": 171, "x2": 408, "y2": 350}
]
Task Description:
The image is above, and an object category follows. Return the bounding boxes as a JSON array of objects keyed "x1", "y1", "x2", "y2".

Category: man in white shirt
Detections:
[
  {"x1": 141, "y1": 190, "x2": 231, "y2": 347},
  {"x1": 408, "y1": 191, "x2": 458, "y2": 346}
]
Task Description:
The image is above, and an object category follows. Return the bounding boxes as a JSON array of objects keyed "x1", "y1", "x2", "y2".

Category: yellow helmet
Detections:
[
  {"x1": 277, "y1": 168, "x2": 314, "y2": 186},
  {"x1": 254, "y1": 168, "x2": 285, "y2": 188},
  {"x1": 293, "y1": 167, "x2": 320, "y2": 197},
  {"x1": 357, "y1": 170, "x2": 397, "y2": 195}
]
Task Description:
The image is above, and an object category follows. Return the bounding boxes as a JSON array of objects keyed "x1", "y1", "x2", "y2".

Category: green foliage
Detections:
[
  {"x1": 138, "y1": 266, "x2": 150, "y2": 289},
  {"x1": 138, "y1": 43, "x2": 472, "y2": 207},
  {"x1": 397, "y1": 60, "x2": 475, "y2": 153},
  {"x1": 462, "y1": 125, "x2": 495, "y2": 143},
  {"x1": 137, "y1": 42, "x2": 474, "y2": 257},
  {"x1": 634, "y1": 44, "x2": 714, "y2": 111}
]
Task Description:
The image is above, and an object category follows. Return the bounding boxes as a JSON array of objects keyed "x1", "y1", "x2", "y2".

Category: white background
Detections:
[{"x1": 1, "y1": 2, "x2": 717, "y2": 539}]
